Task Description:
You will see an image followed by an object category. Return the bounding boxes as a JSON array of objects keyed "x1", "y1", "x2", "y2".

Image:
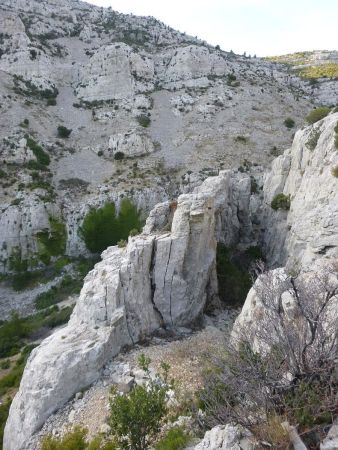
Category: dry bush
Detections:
[{"x1": 200, "y1": 264, "x2": 338, "y2": 448}]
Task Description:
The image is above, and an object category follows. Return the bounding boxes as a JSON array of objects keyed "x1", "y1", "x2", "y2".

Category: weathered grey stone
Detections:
[
  {"x1": 262, "y1": 112, "x2": 338, "y2": 270},
  {"x1": 193, "y1": 424, "x2": 256, "y2": 450},
  {"x1": 4, "y1": 170, "x2": 251, "y2": 450},
  {"x1": 321, "y1": 419, "x2": 338, "y2": 450}
]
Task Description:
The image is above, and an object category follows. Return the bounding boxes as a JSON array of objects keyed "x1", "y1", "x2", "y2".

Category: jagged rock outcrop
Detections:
[
  {"x1": 262, "y1": 112, "x2": 338, "y2": 270},
  {"x1": 232, "y1": 258, "x2": 338, "y2": 359},
  {"x1": 107, "y1": 131, "x2": 155, "y2": 158},
  {"x1": 4, "y1": 170, "x2": 252, "y2": 450},
  {"x1": 192, "y1": 424, "x2": 255, "y2": 450}
]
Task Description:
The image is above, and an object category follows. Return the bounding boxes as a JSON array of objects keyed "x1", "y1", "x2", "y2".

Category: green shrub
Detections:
[
  {"x1": 34, "y1": 276, "x2": 81, "y2": 310},
  {"x1": 57, "y1": 126, "x2": 72, "y2": 138},
  {"x1": 109, "y1": 355, "x2": 171, "y2": 450},
  {"x1": 20, "y1": 118, "x2": 29, "y2": 128},
  {"x1": 26, "y1": 137, "x2": 50, "y2": 166},
  {"x1": 271, "y1": 193, "x2": 290, "y2": 210},
  {"x1": 0, "y1": 345, "x2": 35, "y2": 396},
  {"x1": 305, "y1": 107, "x2": 330, "y2": 124},
  {"x1": 234, "y1": 135, "x2": 247, "y2": 143},
  {"x1": 331, "y1": 165, "x2": 338, "y2": 178},
  {"x1": 137, "y1": 115, "x2": 151, "y2": 128},
  {"x1": 0, "y1": 360, "x2": 10, "y2": 370},
  {"x1": 129, "y1": 228, "x2": 139, "y2": 237},
  {"x1": 41, "y1": 427, "x2": 87, "y2": 450},
  {"x1": 155, "y1": 427, "x2": 190, "y2": 450},
  {"x1": 284, "y1": 117, "x2": 295, "y2": 128},
  {"x1": 25, "y1": 159, "x2": 49, "y2": 171},
  {"x1": 0, "y1": 307, "x2": 72, "y2": 359},
  {"x1": 114, "y1": 151, "x2": 125, "y2": 160},
  {"x1": 117, "y1": 240, "x2": 127, "y2": 248},
  {"x1": 47, "y1": 98, "x2": 57, "y2": 106},
  {"x1": 11, "y1": 270, "x2": 42, "y2": 291},
  {"x1": 41, "y1": 428, "x2": 117, "y2": 450},
  {"x1": 335, "y1": 134, "x2": 338, "y2": 150},
  {"x1": 36, "y1": 217, "x2": 67, "y2": 265},
  {"x1": 306, "y1": 128, "x2": 321, "y2": 151},
  {"x1": 80, "y1": 199, "x2": 142, "y2": 254},
  {"x1": 0, "y1": 398, "x2": 11, "y2": 450},
  {"x1": 43, "y1": 306, "x2": 73, "y2": 328},
  {"x1": 216, "y1": 244, "x2": 253, "y2": 306},
  {"x1": 0, "y1": 312, "x2": 29, "y2": 357}
]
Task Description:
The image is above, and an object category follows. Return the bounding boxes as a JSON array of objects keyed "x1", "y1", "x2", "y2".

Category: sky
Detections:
[{"x1": 87, "y1": 0, "x2": 337, "y2": 57}]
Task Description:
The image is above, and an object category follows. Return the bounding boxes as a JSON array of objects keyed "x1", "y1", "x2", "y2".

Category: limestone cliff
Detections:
[
  {"x1": 3, "y1": 170, "x2": 251, "y2": 450},
  {"x1": 262, "y1": 112, "x2": 338, "y2": 270},
  {"x1": 0, "y1": 0, "x2": 318, "y2": 281}
]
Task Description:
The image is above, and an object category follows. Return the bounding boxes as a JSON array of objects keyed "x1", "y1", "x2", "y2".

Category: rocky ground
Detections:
[{"x1": 29, "y1": 308, "x2": 238, "y2": 448}]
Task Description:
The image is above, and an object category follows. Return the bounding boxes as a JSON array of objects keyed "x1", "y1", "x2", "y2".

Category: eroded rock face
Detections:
[
  {"x1": 4, "y1": 170, "x2": 251, "y2": 450},
  {"x1": 193, "y1": 424, "x2": 255, "y2": 450},
  {"x1": 232, "y1": 259, "x2": 338, "y2": 354},
  {"x1": 75, "y1": 43, "x2": 154, "y2": 102},
  {"x1": 107, "y1": 131, "x2": 155, "y2": 158},
  {"x1": 262, "y1": 112, "x2": 338, "y2": 270}
]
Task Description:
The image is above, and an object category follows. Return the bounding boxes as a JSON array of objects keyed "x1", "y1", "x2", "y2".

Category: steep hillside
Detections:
[
  {"x1": 266, "y1": 50, "x2": 338, "y2": 105},
  {"x1": 4, "y1": 111, "x2": 338, "y2": 450},
  {"x1": 0, "y1": 0, "x2": 314, "y2": 274}
]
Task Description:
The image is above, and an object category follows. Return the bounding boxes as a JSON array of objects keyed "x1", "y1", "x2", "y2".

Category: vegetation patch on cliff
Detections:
[
  {"x1": 80, "y1": 199, "x2": 142, "y2": 254},
  {"x1": 36, "y1": 217, "x2": 67, "y2": 265},
  {"x1": 216, "y1": 244, "x2": 261, "y2": 306}
]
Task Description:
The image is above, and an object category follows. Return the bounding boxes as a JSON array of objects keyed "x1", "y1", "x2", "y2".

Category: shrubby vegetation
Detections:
[
  {"x1": 283, "y1": 117, "x2": 295, "y2": 128},
  {"x1": 109, "y1": 355, "x2": 172, "y2": 450},
  {"x1": 0, "y1": 306, "x2": 73, "y2": 359},
  {"x1": 334, "y1": 121, "x2": 338, "y2": 149},
  {"x1": 270, "y1": 193, "x2": 290, "y2": 210},
  {"x1": 200, "y1": 267, "x2": 338, "y2": 448},
  {"x1": 306, "y1": 127, "x2": 321, "y2": 151},
  {"x1": 0, "y1": 345, "x2": 36, "y2": 396},
  {"x1": 137, "y1": 115, "x2": 151, "y2": 128},
  {"x1": 57, "y1": 125, "x2": 72, "y2": 138},
  {"x1": 41, "y1": 427, "x2": 117, "y2": 450},
  {"x1": 216, "y1": 244, "x2": 261, "y2": 306},
  {"x1": 0, "y1": 398, "x2": 11, "y2": 450},
  {"x1": 331, "y1": 165, "x2": 338, "y2": 178},
  {"x1": 155, "y1": 427, "x2": 190, "y2": 450},
  {"x1": 80, "y1": 199, "x2": 142, "y2": 254},
  {"x1": 305, "y1": 107, "x2": 331, "y2": 124},
  {"x1": 298, "y1": 63, "x2": 338, "y2": 80},
  {"x1": 26, "y1": 136, "x2": 50, "y2": 166},
  {"x1": 36, "y1": 217, "x2": 67, "y2": 265},
  {"x1": 34, "y1": 275, "x2": 82, "y2": 310},
  {"x1": 40, "y1": 355, "x2": 175, "y2": 450},
  {"x1": 114, "y1": 151, "x2": 125, "y2": 160}
]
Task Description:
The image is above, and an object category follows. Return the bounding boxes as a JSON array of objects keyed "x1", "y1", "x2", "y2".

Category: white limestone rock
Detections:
[
  {"x1": 262, "y1": 112, "x2": 338, "y2": 270},
  {"x1": 0, "y1": 194, "x2": 60, "y2": 271},
  {"x1": 193, "y1": 424, "x2": 255, "y2": 450},
  {"x1": 107, "y1": 131, "x2": 155, "y2": 158},
  {"x1": 321, "y1": 419, "x2": 338, "y2": 450},
  {"x1": 75, "y1": 43, "x2": 154, "y2": 102},
  {"x1": 4, "y1": 170, "x2": 251, "y2": 450}
]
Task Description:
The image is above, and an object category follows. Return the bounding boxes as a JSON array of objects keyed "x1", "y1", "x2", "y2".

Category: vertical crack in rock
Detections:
[
  {"x1": 169, "y1": 272, "x2": 175, "y2": 325},
  {"x1": 163, "y1": 239, "x2": 174, "y2": 324},
  {"x1": 104, "y1": 286, "x2": 108, "y2": 322},
  {"x1": 149, "y1": 239, "x2": 165, "y2": 327},
  {"x1": 118, "y1": 270, "x2": 135, "y2": 345}
]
